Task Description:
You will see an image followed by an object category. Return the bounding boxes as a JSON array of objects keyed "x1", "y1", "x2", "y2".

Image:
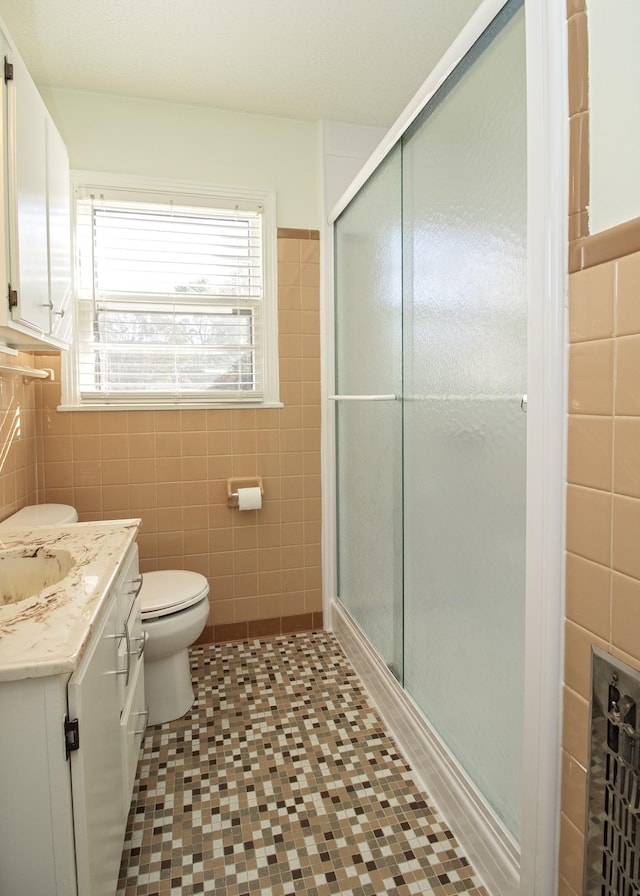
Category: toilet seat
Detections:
[{"x1": 140, "y1": 570, "x2": 209, "y2": 619}]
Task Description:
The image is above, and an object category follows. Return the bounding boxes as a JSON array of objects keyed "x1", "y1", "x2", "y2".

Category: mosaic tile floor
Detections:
[{"x1": 117, "y1": 632, "x2": 489, "y2": 896}]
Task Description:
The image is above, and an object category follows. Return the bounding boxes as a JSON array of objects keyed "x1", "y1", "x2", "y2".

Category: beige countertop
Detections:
[{"x1": 0, "y1": 519, "x2": 140, "y2": 682}]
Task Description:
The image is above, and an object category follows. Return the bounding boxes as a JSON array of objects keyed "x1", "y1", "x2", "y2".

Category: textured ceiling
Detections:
[{"x1": 0, "y1": 0, "x2": 483, "y2": 127}]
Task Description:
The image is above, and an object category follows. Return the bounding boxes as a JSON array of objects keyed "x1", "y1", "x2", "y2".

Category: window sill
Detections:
[{"x1": 57, "y1": 401, "x2": 285, "y2": 412}]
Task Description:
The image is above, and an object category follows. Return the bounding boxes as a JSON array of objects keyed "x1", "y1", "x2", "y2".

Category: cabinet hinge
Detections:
[
  {"x1": 64, "y1": 716, "x2": 80, "y2": 759},
  {"x1": 7, "y1": 285, "x2": 17, "y2": 309},
  {"x1": 4, "y1": 56, "x2": 13, "y2": 83}
]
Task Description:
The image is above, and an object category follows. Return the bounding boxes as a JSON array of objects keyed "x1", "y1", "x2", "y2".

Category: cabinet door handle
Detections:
[
  {"x1": 133, "y1": 707, "x2": 149, "y2": 735},
  {"x1": 54, "y1": 308, "x2": 65, "y2": 318},
  {"x1": 122, "y1": 619, "x2": 131, "y2": 687},
  {"x1": 133, "y1": 630, "x2": 148, "y2": 659},
  {"x1": 108, "y1": 621, "x2": 131, "y2": 687},
  {"x1": 127, "y1": 575, "x2": 143, "y2": 598}
]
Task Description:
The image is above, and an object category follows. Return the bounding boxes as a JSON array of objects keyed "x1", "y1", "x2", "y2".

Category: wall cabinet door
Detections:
[
  {"x1": 0, "y1": 35, "x2": 72, "y2": 349},
  {"x1": 7, "y1": 49, "x2": 50, "y2": 333},
  {"x1": 46, "y1": 117, "x2": 72, "y2": 342}
]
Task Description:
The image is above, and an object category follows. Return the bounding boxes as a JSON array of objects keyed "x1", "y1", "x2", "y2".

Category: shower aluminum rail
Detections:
[
  {"x1": 328, "y1": 394, "x2": 398, "y2": 401},
  {"x1": 329, "y1": 393, "x2": 527, "y2": 411}
]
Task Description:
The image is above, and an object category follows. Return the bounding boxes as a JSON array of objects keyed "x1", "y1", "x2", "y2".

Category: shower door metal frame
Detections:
[{"x1": 321, "y1": 0, "x2": 568, "y2": 893}]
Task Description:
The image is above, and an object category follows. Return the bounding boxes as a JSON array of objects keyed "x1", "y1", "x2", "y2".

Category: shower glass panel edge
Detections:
[
  {"x1": 402, "y1": 0, "x2": 526, "y2": 842},
  {"x1": 334, "y1": 145, "x2": 403, "y2": 680},
  {"x1": 332, "y1": 0, "x2": 527, "y2": 853}
]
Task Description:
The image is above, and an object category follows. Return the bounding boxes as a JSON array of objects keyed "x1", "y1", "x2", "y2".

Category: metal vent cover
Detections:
[{"x1": 584, "y1": 648, "x2": 640, "y2": 896}]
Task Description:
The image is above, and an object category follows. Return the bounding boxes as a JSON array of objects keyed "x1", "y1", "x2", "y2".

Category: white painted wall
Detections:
[
  {"x1": 41, "y1": 88, "x2": 320, "y2": 228},
  {"x1": 321, "y1": 121, "x2": 387, "y2": 218},
  {"x1": 587, "y1": 0, "x2": 640, "y2": 233}
]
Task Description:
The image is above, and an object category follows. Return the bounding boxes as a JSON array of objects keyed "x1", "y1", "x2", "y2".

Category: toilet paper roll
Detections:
[{"x1": 237, "y1": 486, "x2": 262, "y2": 511}]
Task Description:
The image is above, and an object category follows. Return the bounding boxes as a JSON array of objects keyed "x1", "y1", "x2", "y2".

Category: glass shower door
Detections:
[
  {"x1": 402, "y1": 1, "x2": 527, "y2": 839},
  {"x1": 334, "y1": 146, "x2": 403, "y2": 677}
]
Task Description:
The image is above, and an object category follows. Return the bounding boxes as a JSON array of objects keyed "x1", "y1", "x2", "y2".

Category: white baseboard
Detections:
[{"x1": 331, "y1": 597, "x2": 520, "y2": 896}]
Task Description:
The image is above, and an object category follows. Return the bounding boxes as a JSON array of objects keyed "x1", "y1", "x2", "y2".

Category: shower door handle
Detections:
[{"x1": 328, "y1": 394, "x2": 397, "y2": 401}]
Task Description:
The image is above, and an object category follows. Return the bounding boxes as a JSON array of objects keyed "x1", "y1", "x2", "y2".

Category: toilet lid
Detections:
[
  {"x1": 140, "y1": 570, "x2": 209, "y2": 619},
  {"x1": 0, "y1": 503, "x2": 77, "y2": 529}
]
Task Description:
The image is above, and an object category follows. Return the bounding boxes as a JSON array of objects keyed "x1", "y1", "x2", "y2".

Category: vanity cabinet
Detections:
[
  {"x1": 0, "y1": 541, "x2": 145, "y2": 896},
  {"x1": 0, "y1": 19, "x2": 72, "y2": 349},
  {"x1": 115, "y1": 543, "x2": 147, "y2": 817}
]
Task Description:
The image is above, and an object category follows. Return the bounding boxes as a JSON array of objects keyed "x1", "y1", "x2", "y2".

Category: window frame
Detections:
[{"x1": 61, "y1": 172, "x2": 280, "y2": 411}]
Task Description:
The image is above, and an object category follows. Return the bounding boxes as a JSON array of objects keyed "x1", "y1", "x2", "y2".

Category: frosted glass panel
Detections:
[
  {"x1": 334, "y1": 146, "x2": 403, "y2": 677},
  {"x1": 402, "y1": 2, "x2": 526, "y2": 839}
]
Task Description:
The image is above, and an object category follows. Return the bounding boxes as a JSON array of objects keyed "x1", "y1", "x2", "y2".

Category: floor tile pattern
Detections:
[{"x1": 117, "y1": 632, "x2": 488, "y2": 896}]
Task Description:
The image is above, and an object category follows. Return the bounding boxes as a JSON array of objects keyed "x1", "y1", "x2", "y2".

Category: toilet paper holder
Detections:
[{"x1": 227, "y1": 476, "x2": 264, "y2": 508}]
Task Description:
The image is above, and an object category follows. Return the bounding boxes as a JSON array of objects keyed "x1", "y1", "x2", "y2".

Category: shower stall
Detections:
[{"x1": 326, "y1": 0, "x2": 567, "y2": 893}]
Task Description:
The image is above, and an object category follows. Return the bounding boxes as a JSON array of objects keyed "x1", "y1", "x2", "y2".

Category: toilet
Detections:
[
  {"x1": 139, "y1": 569, "x2": 209, "y2": 725},
  {"x1": 0, "y1": 504, "x2": 210, "y2": 726},
  {"x1": 0, "y1": 503, "x2": 79, "y2": 527}
]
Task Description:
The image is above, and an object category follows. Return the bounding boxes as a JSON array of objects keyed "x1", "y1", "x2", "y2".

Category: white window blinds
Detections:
[{"x1": 74, "y1": 187, "x2": 267, "y2": 405}]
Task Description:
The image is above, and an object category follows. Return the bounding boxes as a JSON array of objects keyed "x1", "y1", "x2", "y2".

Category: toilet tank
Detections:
[{"x1": 0, "y1": 504, "x2": 79, "y2": 530}]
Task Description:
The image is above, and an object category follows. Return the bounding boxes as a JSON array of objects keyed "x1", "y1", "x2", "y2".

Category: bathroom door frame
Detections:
[{"x1": 320, "y1": 1, "x2": 568, "y2": 893}]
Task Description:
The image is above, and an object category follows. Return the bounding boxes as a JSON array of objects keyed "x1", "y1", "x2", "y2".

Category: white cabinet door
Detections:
[
  {"x1": 68, "y1": 595, "x2": 128, "y2": 896},
  {"x1": 121, "y1": 650, "x2": 146, "y2": 814},
  {"x1": 117, "y1": 544, "x2": 146, "y2": 815},
  {"x1": 0, "y1": 41, "x2": 72, "y2": 349},
  {"x1": 0, "y1": 675, "x2": 77, "y2": 896},
  {"x1": 46, "y1": 117, "x2": 72, "y2": 343},
  {"x1": 6, "y1": 50, "x2": 49, "y2": 332}
]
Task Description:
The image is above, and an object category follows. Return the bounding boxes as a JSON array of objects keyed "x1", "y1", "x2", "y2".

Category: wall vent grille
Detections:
[{"x1": 585, "y1": 648, "x2": 640, "y2": 896}]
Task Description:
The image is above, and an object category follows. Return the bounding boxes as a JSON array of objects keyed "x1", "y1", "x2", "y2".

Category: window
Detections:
[{"x1": 62, "y1": 175, "x2": 279, "y2": 409}]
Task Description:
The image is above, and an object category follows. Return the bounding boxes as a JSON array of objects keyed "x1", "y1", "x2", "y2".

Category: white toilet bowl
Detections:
[
  {"x1": 139, "y1": 569, "x2": 210, "y2": 725},
  {"x1": 0, "y1": 504, "x2": 210, "y2": 726}
]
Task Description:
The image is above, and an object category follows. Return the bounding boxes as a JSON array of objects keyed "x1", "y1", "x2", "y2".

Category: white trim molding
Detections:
[{"x1": 519, "y1": 0, "x2": 568, "y2": 893}]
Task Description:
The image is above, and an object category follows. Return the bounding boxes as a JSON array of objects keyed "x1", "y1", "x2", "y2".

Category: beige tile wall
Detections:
[
  {"x1": 561, "y1": 1, "x2": 640, "y2": 892},
  {"x1": 561, "y1": 252, "x2": 640, "y2": 894},
  {"x1": 0, "y1": 229, "x2": 323, "y2": 643},
  {"x1": 0, "y1": 352, "x2": 39, "y2": 514}
]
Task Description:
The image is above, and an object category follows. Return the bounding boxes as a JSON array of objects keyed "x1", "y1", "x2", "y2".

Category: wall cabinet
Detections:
[
  {"x1": 0, "y1": 20, "x2": 72, "y2": 349},
  {"x1": 45, "y1": 117, "x2": 73, "y2": 344},
  {"x1": 0, "y1": 542, "x2": 145, "y2": 896}
]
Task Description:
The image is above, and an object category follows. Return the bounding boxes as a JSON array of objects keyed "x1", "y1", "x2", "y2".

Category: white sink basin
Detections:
[{"x1": 0, "y1": 548, "x2": 75, "y2": 606}]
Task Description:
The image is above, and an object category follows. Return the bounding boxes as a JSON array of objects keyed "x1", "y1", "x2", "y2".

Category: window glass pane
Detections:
[
  {"x1": 80, "y1": 306, "x2": 256, "y2": 393},
  {"x1": 88, "y1": 207, "x2": 262, "y2": 299},
  {"x1": 72, "y1": 187, "x2": 267, "y2": 403}
]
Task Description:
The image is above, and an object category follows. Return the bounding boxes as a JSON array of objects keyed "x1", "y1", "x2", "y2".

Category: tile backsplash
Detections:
[
  {"x1": 0, "y1": 229, "x2": 322, "y2": 643},
  {"x1": 0, "y1": 352, "x2": 39, "y2": 513}
]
